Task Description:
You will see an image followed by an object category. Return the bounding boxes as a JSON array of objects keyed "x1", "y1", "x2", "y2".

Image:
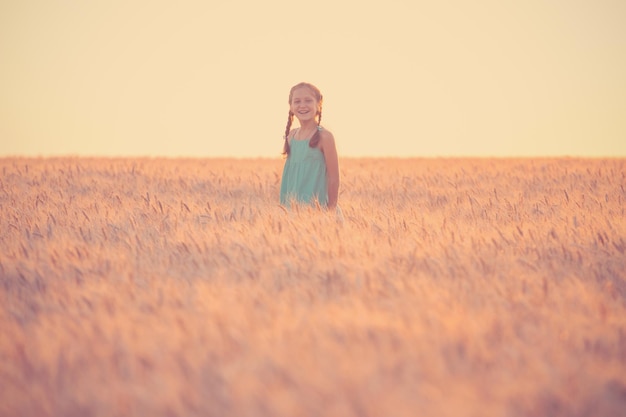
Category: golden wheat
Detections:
[{"x1": 0, "y1": 157, "x2": 625, "y2": 417}]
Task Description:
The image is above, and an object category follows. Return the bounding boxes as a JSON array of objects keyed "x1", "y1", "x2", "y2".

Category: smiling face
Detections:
[{"x1": 289, "y1": 86, "x2": 321, "y2": 124}]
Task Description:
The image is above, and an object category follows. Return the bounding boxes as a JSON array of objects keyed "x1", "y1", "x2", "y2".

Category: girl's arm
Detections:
[{"x1": 320, "y1": 130, "x2": 340, "y2": 209}]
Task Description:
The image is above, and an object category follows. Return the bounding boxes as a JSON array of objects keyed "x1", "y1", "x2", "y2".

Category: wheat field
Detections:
[{"x1": 1, "y1": 157, "x2": 625, "y2": 417}]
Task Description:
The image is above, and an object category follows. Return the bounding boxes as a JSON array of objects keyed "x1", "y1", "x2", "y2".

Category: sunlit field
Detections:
[{"x1": 1, "y1": 157, "x2": 625, "y2": 417}]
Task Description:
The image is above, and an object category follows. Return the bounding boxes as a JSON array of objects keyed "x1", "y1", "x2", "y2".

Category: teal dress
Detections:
[{"x1": 280, "y1": 136, "x2": 328, "y2": 207}]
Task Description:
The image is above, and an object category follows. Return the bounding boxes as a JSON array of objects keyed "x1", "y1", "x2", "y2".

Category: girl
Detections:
[{"x1": 279, "y1": 82, "x2": 340, "y2": 210}]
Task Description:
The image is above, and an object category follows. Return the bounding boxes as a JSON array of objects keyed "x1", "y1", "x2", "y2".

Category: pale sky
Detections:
[{"x1": 1, "y1": 0, "x2": 625, "y2": 158}]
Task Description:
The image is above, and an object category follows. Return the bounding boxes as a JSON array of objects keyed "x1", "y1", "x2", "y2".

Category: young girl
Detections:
[{"x1": 279, "y1": 82, "x2": 340, "y2": 210}]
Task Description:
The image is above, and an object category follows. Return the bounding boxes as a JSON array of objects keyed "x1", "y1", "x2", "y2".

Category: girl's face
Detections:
[{"x1": 290, "y1": 87, "x2": 320, "y2": 123}]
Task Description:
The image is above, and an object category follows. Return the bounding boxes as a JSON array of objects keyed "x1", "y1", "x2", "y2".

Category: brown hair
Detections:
[{"x1": 283, "y1": 82, "x2": 323, "y2": 155}]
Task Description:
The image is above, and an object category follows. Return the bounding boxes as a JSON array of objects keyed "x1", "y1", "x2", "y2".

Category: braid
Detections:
[
  {"x1": 283, "y1": 111, "x2": 294, "y2": 155},
  {"x1": 309, "y1": 104, "x2": 323, "y2": 148}
]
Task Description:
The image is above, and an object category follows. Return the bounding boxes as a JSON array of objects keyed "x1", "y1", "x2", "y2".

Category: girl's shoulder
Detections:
[
  {"x1": 287, "y1": 128, "x2": 298, "y2": 144},
  {"x1": 318, "y1": 126, "x2": 335, "y2": 143}
]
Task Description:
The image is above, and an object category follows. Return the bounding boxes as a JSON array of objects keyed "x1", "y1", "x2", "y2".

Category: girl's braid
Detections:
[
  {"x1": 309, "y1": 101, "x2": 323, "y2": 148},
  {"x1": 282, "y1": 111, "x2": 294, "y2": 155}
]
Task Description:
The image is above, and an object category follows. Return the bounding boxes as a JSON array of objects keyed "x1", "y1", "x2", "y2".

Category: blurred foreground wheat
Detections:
[{"x1": 1, "y1": 157, "x2": 625, "y2": 417}]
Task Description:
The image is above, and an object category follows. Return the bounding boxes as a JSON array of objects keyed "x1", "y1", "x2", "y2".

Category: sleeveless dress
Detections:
[{"x1": 280, "y1": 131, "x2": 328, "y2": 207}]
